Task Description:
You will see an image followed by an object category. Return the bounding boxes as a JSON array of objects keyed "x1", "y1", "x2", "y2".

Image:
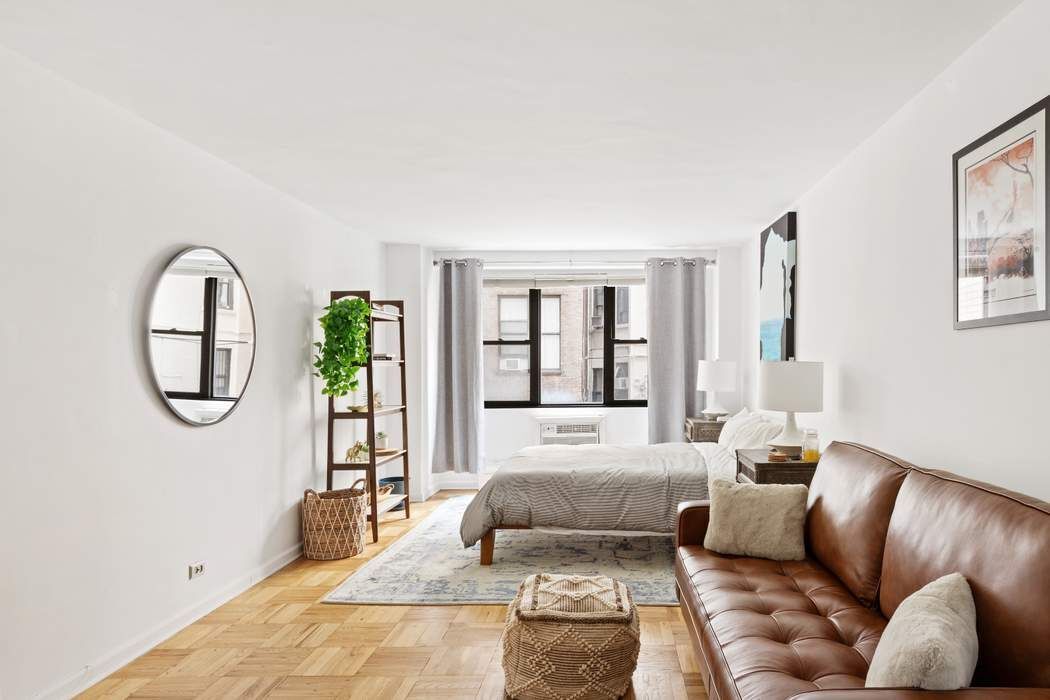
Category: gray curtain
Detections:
[
  {"x1": 432, "y1": 258, "x2": 484, "y2": 473},
  {"x1": 646, "y1": 257, "x2": 706, "y2": 443}
]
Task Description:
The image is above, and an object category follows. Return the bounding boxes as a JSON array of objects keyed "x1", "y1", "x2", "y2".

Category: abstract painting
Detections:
[
  {"x1": 954, "y1": 97, "x2": 1049, "y2": 329},
  {"x1": 759, "y1": 212, "x2": 797, "y2": 360}
]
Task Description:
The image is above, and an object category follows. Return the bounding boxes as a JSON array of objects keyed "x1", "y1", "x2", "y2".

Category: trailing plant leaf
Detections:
[{"x1": 314, "y1": 297, "x2": 371, "y2": 397}]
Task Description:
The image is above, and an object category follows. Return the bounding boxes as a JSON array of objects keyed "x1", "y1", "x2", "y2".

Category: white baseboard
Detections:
[
  {"x1": 39, "y1": 542, "x2": 303, "y2": 700},
  {"x1": 430, "y1": 471, "x2": 483, "y2": 491}
]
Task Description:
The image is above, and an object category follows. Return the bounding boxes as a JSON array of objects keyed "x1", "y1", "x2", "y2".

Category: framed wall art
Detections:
[
  {"x1": 954, "y1": 96, "x2": 1049, "y2": 329},
  {"x1": 759, "y1": 212, "x2": 797, "y2": 360}
]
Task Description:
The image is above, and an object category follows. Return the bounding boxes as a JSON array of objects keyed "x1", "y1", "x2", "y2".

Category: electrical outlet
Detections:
[{"x1": 188, "y1": 561, "x2": 206, "y2": 580}]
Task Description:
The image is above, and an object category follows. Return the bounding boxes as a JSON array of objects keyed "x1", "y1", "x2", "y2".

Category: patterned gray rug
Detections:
[{"x1": 324, "y1": 495, "x2": 677, "y2": 605}]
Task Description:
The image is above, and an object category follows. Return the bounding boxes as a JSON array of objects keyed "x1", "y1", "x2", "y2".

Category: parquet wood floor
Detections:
[{"x1": 80, "y1": 490, "x2": 707, "y2": 699}]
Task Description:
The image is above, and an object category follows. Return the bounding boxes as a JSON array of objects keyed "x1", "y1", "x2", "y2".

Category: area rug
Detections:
[{"x1": 324, "y1": 495, "x2": 677, "y2": 605}]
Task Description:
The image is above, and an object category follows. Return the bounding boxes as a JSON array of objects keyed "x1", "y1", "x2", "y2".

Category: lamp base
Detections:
[
  {"x1": 701, "y1": 393, "x2": 729, "y2": 421},
  {"x1": 768, "y1": 411, "x2": 804, "y2": 457}
]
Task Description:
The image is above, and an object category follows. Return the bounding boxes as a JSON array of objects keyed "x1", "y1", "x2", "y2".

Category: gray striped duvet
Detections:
[{"x1": 460, "y1": 442, "x2": 733, "y2": 547}]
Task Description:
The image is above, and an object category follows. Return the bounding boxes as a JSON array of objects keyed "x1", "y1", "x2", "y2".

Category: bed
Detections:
[{"x1": 460, "y1": 441, "x2": 739, "y2": 564}]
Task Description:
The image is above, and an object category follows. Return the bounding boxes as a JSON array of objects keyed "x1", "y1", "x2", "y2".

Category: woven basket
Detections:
[
  {"x1": 503, "y1": 573, "x2": 640, "y2": 699},
  {"x1": 301, "y1": 480, "x2": 394, "y2": 560}
]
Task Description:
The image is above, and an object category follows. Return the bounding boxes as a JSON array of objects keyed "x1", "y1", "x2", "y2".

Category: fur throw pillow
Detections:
[
  {"x1": 866, "y1": 573, "x2": 978, "y2": 690},
  {"x1": 703, "y1": 478, "x2": 807, "y2": 560}
]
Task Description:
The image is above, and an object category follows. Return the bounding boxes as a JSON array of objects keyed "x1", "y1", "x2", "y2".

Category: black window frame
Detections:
[{"x1": 484, "y1": 286, "x2": 647, "y2": 408}]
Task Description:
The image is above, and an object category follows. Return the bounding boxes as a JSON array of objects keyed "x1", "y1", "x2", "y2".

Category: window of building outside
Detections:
[
  {"x1": 541, "y1": 296, "x2": 560, "y2": 371},
  {"x1": 483, "y1": 284, "x2": 647, "y2": 407},
  {"x1": 497, "y1": 295, "x2": 528, "y2": 360},
  {"x1": 217, "y1": 277, "x2": 234, "y2": 310},
  {"x1": 214, "y1": 347, "x2": 232, "y2": 396}
]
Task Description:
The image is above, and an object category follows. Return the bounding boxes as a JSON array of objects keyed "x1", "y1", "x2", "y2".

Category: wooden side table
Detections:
[
  {"x1": 736, "y1": 449, "x2": 818, "y2": 487},
  {"x1": 683, "y1": 417, "x2": 725, "y2": 443}
]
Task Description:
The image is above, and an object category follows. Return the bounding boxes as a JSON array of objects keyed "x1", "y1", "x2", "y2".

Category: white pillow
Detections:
[
  {"x1": 703, "y1": 478, "x2": 807, "y2": 560},
  {"x1": 727, "y1": 418, "x2": 784, "y2": 452},
  {"x1": 866, "y1": 573, "x2": 978, "y2": 690},
  {"x1": 716, "y1": 409, "x2": 759, "y2": 449}
]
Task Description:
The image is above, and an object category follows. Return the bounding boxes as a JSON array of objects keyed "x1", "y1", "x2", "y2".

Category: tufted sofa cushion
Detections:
[{"x1": 677, "y1": 545, "x2": 885, "y2": 700}]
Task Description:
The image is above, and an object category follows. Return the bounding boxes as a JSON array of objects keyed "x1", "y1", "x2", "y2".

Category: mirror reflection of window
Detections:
[
  {"x1": 216, "y1": 277, "x2": 234, "y2": 310},
  {"x1": 148, "y1": 248, "x2": 256, "y2": 425},
  {"x1": 213, "y1": 347, "x2": 232, "y2": 397}
]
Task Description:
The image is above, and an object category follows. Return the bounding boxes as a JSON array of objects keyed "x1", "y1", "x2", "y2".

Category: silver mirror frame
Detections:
[{"x1": 146, "y1": 245, "x2": 257, "y2": 427}]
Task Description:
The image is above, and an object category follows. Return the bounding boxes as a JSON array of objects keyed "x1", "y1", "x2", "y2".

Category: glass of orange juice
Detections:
[{"x1": 802, "y1": 429, "x2": 820, "y2": 462}]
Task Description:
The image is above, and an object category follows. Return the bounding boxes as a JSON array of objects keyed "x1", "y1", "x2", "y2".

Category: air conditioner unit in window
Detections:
[
  {"x1": 538, "y1": 417, "x2": 602, "y2": 446},
  {"x1": 499, "y1": 357, "x2": 527, "y2": 371}
]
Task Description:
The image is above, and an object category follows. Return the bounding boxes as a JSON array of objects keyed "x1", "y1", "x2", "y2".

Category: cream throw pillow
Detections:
[
  {"x1": 866, "y1": 573, "x2": 978, "y2": 690},
  {"x1": 703, "y1": 478, "x2": 807, "y2": 560}
]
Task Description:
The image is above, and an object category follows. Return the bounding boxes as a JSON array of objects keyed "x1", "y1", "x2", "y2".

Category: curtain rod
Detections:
[{"x1": 432, "y1": 257, "x2": 716, "y2": 266}]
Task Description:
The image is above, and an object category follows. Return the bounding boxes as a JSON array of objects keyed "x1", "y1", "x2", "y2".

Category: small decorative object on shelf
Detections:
[
  {"x1": 376, "y1": 431, "x2": 389, "y2": 450},
  {"x1": 373, "y1": 391, "x2": 383, "y2": 410},
  {"x1": 346, "y1": 441, "x2": 369, "y2": 463}
]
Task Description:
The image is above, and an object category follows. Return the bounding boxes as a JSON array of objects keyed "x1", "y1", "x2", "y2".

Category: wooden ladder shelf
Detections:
[{"x1": 325, "y1": 290, "x2": 411, "y2": 543}]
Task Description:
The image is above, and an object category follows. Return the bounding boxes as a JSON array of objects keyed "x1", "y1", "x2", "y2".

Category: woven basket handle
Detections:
[
  {"x1": 304, "y1": 489, "x2": 318, "y2": 499},
  {"x1": 350, "y1": 478, "x2": 366, "y2": 491}
]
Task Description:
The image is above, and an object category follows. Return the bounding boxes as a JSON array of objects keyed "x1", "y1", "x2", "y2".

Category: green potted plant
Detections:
[
  {"x1": 313, "y1": 297, "x2": 371, "y2": 406},
  {"x1": 376, "y1": 431, "x2": 389, "y2": 450}
]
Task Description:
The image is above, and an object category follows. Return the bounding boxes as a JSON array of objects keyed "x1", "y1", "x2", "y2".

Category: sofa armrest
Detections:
[
  {"x1": 676, "y1": 500, "x2": 710, "y2": 547},
  {"x1": 789, "y1": 689, "x2": 1050, "y2": 699}
]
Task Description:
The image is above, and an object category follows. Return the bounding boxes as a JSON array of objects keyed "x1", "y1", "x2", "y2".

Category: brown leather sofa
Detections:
[{"x1": 675, "y1": 441, "x2": 1050, "y2": 699}]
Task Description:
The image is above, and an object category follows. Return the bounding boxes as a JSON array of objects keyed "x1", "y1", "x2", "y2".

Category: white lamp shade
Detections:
[
  {"x1": 696, "y1": 360, "x2": 737, "y2": 392},
  {"x1": 757, "y1": 361, "x2": 823, "y2": 412}
]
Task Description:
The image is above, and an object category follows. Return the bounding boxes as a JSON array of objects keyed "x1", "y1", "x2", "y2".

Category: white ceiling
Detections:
[{"x1": 0, "y1": 1, "x2": 1020, "y2": 249}]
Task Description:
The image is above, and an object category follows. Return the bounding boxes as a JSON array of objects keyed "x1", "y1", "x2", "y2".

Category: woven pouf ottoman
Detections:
[{"x1": 502, "y1": 573, "x2": 640, "y2": 700}]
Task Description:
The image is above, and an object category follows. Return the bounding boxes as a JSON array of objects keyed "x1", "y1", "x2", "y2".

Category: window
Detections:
[
  {"x1": 483, "y1": 285, "x2": 646, "y2": 407},
  {"x1": 217, "y1": 278, "x2": 234, "y2": 310},
  {"x1": 590, "y1": 286, "x2": 604, "y2": 328},
  {"x1": 214, "y1": 347, "x2": 232, "y2": 396},
  {"x1": 540, "y1": 296, "x2": 560, "y2": 371},
  {"x1": 616, "y1": 286, "x2": 629, "y2": 325},
  {"x1": 497, "y1": 295, "x2": 529, "y2": 360}
]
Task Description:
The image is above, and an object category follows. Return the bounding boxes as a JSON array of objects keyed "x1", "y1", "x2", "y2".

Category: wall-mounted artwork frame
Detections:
[
  {"x1": 759, "y1": 212, "x2": 796, "y2": 360},
  {"x1": 954, "y1": 96, "x2": 1049, "y2": 330}
]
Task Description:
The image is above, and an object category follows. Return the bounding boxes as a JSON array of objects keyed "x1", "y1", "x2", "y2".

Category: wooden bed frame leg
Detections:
[{"x1": 480, "y1": 530, "x2": 494, "y2": 565}]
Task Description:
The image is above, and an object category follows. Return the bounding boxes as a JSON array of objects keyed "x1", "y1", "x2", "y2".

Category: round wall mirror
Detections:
[{"x1": 147, "y1": 246, "x2": 256, "y2": 425}]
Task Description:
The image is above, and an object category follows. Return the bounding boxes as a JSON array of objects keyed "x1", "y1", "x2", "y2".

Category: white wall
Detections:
[
  {"x1": 484, "y1": 407, "x2": 649, "y2": 470},
  {"x1": 0, "y1": 47, "x2": 383, "y2": 698},
  {"x1": 382, "y1": 243, "x2": 433, "y2": 501},
  {"x1": 742, "y1": 0, "x2": 1050, "y2": 498}
]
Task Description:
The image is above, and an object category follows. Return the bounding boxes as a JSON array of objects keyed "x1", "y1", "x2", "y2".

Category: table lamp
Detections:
[
  {"x1": 696, "y1": 359, "x2": 737, "y2": 419},
  {"x1": 757, "y1": 360, "x2": 823, "y2": 456}
]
